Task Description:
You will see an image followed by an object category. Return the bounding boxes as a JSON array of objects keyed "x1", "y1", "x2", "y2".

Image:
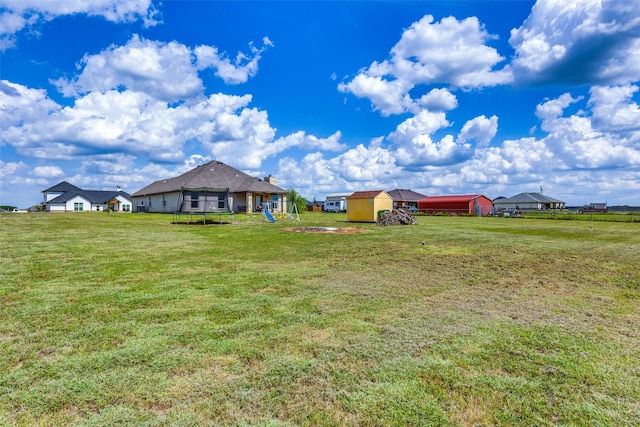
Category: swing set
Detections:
[{"x1": 261, "y1": 200, "x2": 300, "y2": 222}]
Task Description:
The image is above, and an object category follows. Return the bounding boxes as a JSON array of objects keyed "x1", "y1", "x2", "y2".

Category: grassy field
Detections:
[
  {"x1": 1, "y1": 212, "x2": 638, "y2": 426},
  {"x1": 521, "y1": 211, "x2": 639, "y2": 222}
]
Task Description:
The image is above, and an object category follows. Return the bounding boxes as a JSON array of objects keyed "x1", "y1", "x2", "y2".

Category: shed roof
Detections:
[
  {"x1": 386, "y1": 189, "x2": 426, "y2": 202},
  {"x1": 132, "y1": 160, "x2": 286, "y2": 197},
  {"x1": 419, "y1": 194, "x2": 488, "y2": 203},
  {"x1": 349, "y1": 190, "x2": 388, "y2": 199}
]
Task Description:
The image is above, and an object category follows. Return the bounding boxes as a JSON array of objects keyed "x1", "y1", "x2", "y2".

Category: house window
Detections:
[
  {"x1": 162, "y1": 194, "x2": 166, "y2": 207},
  {"x1": 191, "y1": 192, "x2": 199, "y2": 209},
  {"x1": 122, "y1": 204, "x2": 130, "y2": 212},
  {"x1": 74, "y1": 202, "x2": 83, "y2": 211},
  {"x1": 217, "y1": 192, "x2": 225, "y2": 209},
  {"x1": 271, "y1": 195, "x2": 279, "y2": 210}
]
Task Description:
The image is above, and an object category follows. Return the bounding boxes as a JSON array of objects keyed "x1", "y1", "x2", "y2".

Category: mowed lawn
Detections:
[{"x1": 1, "y1": 212, "x2": 638, "y2": 426}]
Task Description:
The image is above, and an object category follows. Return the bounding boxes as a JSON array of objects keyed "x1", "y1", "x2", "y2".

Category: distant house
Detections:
[
  {"x1": 493, "y1": 192, "x2": 565, "y2": 211},
  {"x1": 418, "y1": 194, "x2": 493, "y2": 216},
  {"x1": 387, "y1": 189, "x2": 426, "y2": 210},
  {"x1": 347, "y1": 190, "x2": 393, "y2": 222},
  {"x1": 306, "y1": 201, "x2": 323, "y2": 212},
  {"x1": 131, "y1": 160, "x2": 287, "y2": 214},
  {"x1": 578, "y1": 203, "x2": 608, "y2": 213},
  {"x1": 43, "y1": 181, "x2": 132, "y2": 212}
]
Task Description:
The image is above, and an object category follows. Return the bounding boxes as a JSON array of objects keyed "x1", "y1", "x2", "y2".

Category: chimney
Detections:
[{"x1": 264, "y1": 175, "x2": 276, "y2": 185}]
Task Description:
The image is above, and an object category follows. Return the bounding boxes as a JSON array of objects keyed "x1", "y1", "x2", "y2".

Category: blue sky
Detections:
[{"x1": 1, "y1": 0, "x2": 640, "y2": 208}]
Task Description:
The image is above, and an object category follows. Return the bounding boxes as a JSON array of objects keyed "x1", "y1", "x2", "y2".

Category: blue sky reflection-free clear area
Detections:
[{"x1": 1, "y1": 0, "x2": 639, "y2": 207}]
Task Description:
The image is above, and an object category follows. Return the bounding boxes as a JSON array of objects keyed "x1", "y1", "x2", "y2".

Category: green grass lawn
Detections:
[{"x1": 1, "y1": 212, "x2": 639, "y2": 426}]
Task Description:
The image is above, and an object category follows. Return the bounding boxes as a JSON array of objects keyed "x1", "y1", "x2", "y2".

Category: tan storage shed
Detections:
[{"x1": 347, "y1": 190, "x2": 393, "y2": 222}]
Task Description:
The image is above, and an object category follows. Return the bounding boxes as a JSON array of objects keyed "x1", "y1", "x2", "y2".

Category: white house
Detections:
[
  {"x1": 493, "y1": 192, "x2": 566, "y2": 211},
  {"x1": 43, "y1": 181, "x2": 132, "y2": 212}
]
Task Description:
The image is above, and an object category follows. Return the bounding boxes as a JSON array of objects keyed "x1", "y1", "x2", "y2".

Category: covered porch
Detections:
[{"x1": 236, "y1": 192, "x2": 287, "y2": 214}]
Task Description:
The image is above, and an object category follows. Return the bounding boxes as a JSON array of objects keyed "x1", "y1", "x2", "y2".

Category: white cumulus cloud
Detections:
[
  {"x1": 387, "y1": 110, "x2": 473, "y2": 167},
  {"x1": 458, "y1": 115, "x2": 499, "y2": 148},
  {"x1": 53, "y1": 35, "x2": 203, "y2": 102},
  {"x1": 33, "y1": 165, "x2": 64, "y2": 178},
  {"x1": 53, "y1": 35, "x2": 273, "y2": 101},
  {"x1": 588, "y1": 84, "x2": 640, "y2": 132},
  {"x1": 509, "y1": 0, "x2": 640, "y2": 85},
  {"x1": 535, "y1": 91, "x2": 640, "y2": 169},
  {"x1": 0, "y1": 0, "x2": 161, "y2": 50},
  {"x1": 195, "y1": 38, "x2": 273, "y2": 85},
  {"x1": 416, "y1": 88, "x2": 458, "y2": 112},
  {"x1": 339, "y1": 14, "x2": 510, "y2": 116},
  {"x1": 389, "y1": 15, "x2": 510, "y2": 88},
  {"x1": 273, "y1": 131, "x2": 346, "y2": 152},
  {"x1": 338, "y1": 74, "x2": 413, "y2": 116},
  {"x1": 0, "y1": 80, "x2": 59, "y2": 126},
  {"x1": 0, "y1": 160, "x2": 27, "y2": 181}
]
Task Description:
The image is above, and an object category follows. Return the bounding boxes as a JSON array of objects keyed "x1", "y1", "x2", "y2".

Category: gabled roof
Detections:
[
  {"x1": 47, "y1": 193, "x2": 90, "y2": 204},
  {"x1": 419, "y1": 194, "x2": 489, "y2": 203},
  {"x1": 349, "y1": 190, "x2": 388, "y2": 199},
  {"x1": 48, "y1": 188, "x2": 131, "y2": 204},
  {"x1": 131, "y1": 160, "x2": 286, "y2": 197},
  {"x1": 497, "y1": 192, "x2": 564, "y2": 204},
  {"x1": 386, "y1": 189, "x2": 426, "y2": 202},
  {"x1": 42, "y1": 181, "x2": 82, "y2": 193}
]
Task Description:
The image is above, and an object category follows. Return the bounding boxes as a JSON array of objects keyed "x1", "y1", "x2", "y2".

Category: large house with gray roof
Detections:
[
  {"x1": 131, "y1": 160, "x2": 287, "y2": 214},
  {"x1": 493, "y1": 192, "x2": 566, "y2": 211},
  {"x1": 43, "y1": 181, "x2": 132, "y2": 212}
]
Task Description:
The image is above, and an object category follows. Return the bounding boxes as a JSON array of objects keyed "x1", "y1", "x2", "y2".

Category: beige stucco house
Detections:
[{"x1": 131, "y1": 160, "x2": 287, "y2": 214}]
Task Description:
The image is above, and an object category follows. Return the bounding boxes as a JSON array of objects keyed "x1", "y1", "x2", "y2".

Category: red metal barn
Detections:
[{"x1": 417, "y1": 195, "x2": 493, "y2": 216}]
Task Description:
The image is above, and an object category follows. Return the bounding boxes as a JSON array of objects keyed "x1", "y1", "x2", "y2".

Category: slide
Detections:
[{"x1": 264, "y1": 210, "x2": 276, "y2": 222}]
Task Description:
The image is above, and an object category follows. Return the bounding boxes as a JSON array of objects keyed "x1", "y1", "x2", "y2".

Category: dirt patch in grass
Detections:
[
  {"x1": 172, "y1": 220, "x2": 233, "y2": 225},
  {"x1": 283, "y1": 227, "x2": 369, "y2": 234}
]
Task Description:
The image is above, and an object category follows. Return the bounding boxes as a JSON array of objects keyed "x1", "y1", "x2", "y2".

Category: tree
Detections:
[{"x1": 287, "y1": 188, "x2": 307, "y2": 214}]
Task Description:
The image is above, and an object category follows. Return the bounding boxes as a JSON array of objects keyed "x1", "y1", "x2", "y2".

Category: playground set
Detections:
[{"x1": 260, "y1": 201, "x2": 300, "y2": 222}]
